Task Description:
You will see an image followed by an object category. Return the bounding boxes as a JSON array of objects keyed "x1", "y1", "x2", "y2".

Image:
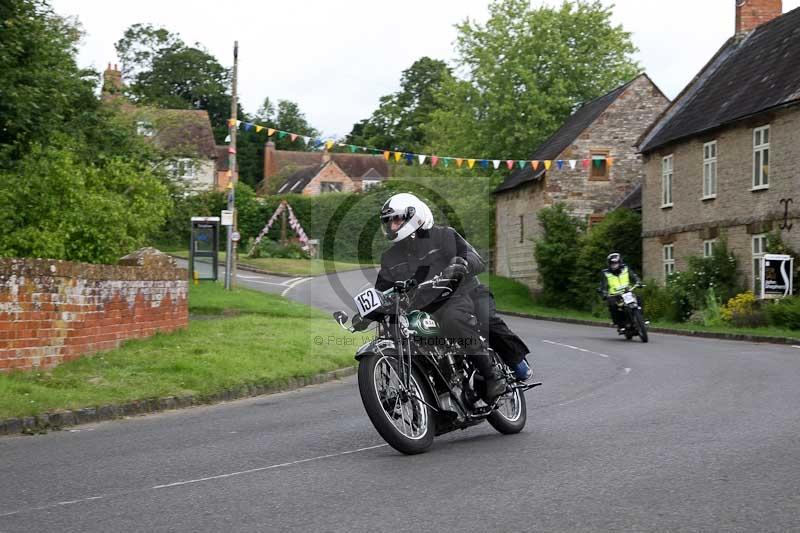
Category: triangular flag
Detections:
[
  {"x1": 557, "y1": 160, "x2": 564, "y2": 170},
  {"x1": 255, "y1": 125, "x2": 264, "y2": 133},
  {"x1": 290, "y1": 133, "x2": 298, "y2": 142},
  {"x1": 506, "y1": 160, "x2": 514, "y2": 170},
  {"x1": 268, "y1": 128, "x2": 276, "y2": 137},
  {"x1": 228, "y1": 146, "x2": 237, "y2": 154},
  {"x1": 278, "y1": 131, "x2": 288, "y2": 139},
  {"x1": 443, "y1": 157, "x2": 451, "y2": 167},
  {"x1": 607, "y1": 157, "x2": 614, "y2": 167},
  {"x1": 227, "y1": 119, "x2": 236, "y2": 128},
  {"x1": 383, "y1": 151, "x2": 390, "y2": 160},
  {"x1": 544, "y1": 160, "x2": 552, "y2": 170},
  {"x1": 337, "y1": 142, "x2": 346, "y2": 148},
  {"x1": 467, "y1": 159, "x2": 476, "y2": 169},
  {"x1": 394, "y1": 152, "x2": 403, "y2": 162},
  {"x1": 582, "y1": 159, "x2": 590, "y2": 169},
  {"x1": 593, "y1": 158, "x2": 602, "y2": 168},
  {"x1": 518, "y1": 161, "x2": 526, "y2": 169},
  {"x1": 418, "y1": 154, "x2": 427, "y2": 165},
  {"x1": 405, "y1": 153, "x2": 414, "y2": 165},
  {"x1": 492, "y1": 160, "x2": 501, "y2": 170},
  {"x1": 431, "y1": 156, "x2": 439, "y2": 167},
  {"x1": 236, "y1": 120, "x2": 242, "y2": 128},
  {"x1": 568, "y1": 160, "x2": 577, "y2": 170},
  {"x1": 349, "y1": 145, "x2": 357, "y2": 153},
  {"x1": 303, "y1": 136, "x2": 311, "y2": 145},
  {"x1": 325, "y1": 140, "x2": 334, "y2": 151},
  {"x1": 532, "y1": 160, "x2": 540, "y2": 170},
  {"x1": 456, "y1": 158, "x2": 463, "y2": 168},
  {"x1": 224, "y1": 134, "x2": 231, "y2": 143},
  {"x1": 480, "y1": 159, "x2": 489, "y2": 169}
]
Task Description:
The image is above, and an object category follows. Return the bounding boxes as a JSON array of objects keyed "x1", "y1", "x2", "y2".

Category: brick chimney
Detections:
[
  {"x1": 264, "y1": 141, "x2": 278, "y2": 178},
  {"x1": 102, "y1": 63, "x2": 123, "y2": 100},
  {"x1": 736, "y1": 0, "x2": 782, "y2": 36}
]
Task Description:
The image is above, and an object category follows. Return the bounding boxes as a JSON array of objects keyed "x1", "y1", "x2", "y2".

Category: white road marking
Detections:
[
  {"x1": 542, "y1": 339, "x2": 611, "y2": 359},
  {"x1": 283, "y1": 277, "x2": 302, "y2": 286},
  {"x1": 624, "y1": 368, "x2": 632, "y2": 374},
  {"x1": 792, "y1": 345, "x2": 800, "y2": 349},
  {"x1": 281, "y1": 277, "x2": 312, "y2": 297},
  {"x1": 152, "y1": 443, "x2": 388, "y2": 490},
  {"x1": 0, "y1": 443, "x2": 388, "y2": 518},
  {"x1": 238, "y1": 279, "x2": 287, "y2": 287}
]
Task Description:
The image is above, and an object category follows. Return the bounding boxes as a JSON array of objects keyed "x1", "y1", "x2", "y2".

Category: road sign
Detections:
[
  {"x1": 232, "y1": 231, "x2": 241, "y2": 242},
  {"x1": 221, "y1": 210, "x2": 234, "y2": 226},
  {"x1": 761, "y1": 254, "x2": 793, "y2": 299}
]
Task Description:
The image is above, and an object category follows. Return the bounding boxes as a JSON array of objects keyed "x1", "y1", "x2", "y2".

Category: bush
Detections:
[
  {"x1": 721, "y1": 292, "x2": 767, "y2": 328},
  {"x1": 248, "y1": 238, "x2": 309, "y2": 260},
  {"x1": 700, "y1": 287, "x2": 724, "y2": 327},
  {"x1": 533, "y1": 204, "x2": 585, "y2": 308},
  {"x1": 640, "y1": 280, "x2": 691, "y2": 323},
  {"x1": 765, "y1": 296, "x2": 800, "y2": 329}
]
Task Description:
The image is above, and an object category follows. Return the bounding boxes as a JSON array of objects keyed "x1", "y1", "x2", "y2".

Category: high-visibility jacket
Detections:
[{"x1": 600, "y1": 266, "x2": 639, "y2": 295}]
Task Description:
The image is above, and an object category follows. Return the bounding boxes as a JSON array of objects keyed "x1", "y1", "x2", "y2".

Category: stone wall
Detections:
[
  {"x1": 0, "y1": 249, "x2": 188, "y2": 372},
  {"x1": 641, "y1": 106, "x2": 800, "y2": 286},
  {"x1": 494, "y1": 74, "x2": 670, "y2": 290},
  {"x1": 303, "y1": 162, "x2": 355, "y2": 196}
]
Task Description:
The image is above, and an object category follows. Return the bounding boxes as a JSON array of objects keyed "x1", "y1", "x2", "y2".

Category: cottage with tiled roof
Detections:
[
  {"x1": 638, "y1": 0, "x2": 800, "y2": 294},
  {"x1": 102, "y1": 64, "x2": 220, "y2": 192},
  {"x1": 262, "y1": 141, "x2": 389, "y2": 196},
  {"x1": 493, "y1": 74, "x2": 669, "y2": 290}
]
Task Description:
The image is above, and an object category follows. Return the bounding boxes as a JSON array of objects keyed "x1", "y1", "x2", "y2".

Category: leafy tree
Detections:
[
  {"x1": 426, "y1": 0, "x2": 640, "y2": 159},
  {"x1": 114, "y1": 23, "x2": 184, "y2": 80},
  {"x1": 347, "y1": 57, "x2": 453, "y2": 152},
  {"x1": 0, "y1": 0, "x2": 97, "y2": 157}
]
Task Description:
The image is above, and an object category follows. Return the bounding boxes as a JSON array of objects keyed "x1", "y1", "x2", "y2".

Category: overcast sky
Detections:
[{"x1": 51, "y1": 0, "x2": 800, "y2": 139}]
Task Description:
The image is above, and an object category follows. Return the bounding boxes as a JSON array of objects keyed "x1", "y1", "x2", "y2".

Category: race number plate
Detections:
[
  {"x1": 354, "y1": 287, "x2": 383, "y2": 317},
  {"x1": 621, "y1": 291, "x2": 636, "y2": 305}
]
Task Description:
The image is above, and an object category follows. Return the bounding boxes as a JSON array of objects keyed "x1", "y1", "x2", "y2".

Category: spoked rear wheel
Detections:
[
  {"x1": 487, "y1": 383, "x2": 527, "y2": 435},
  {"x1": 358, "y1": 352, "x2": 435, "y2": 455}
]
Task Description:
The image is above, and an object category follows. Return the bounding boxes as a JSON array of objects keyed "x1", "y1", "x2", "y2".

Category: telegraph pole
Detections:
[{"x1": 224, "y1": 41, "x2": 238, "y2": 290}]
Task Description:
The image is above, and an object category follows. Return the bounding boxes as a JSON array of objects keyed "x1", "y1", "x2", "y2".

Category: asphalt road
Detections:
[{"x1": 2, "y1": 267, "x2": 800, "y2": 532}]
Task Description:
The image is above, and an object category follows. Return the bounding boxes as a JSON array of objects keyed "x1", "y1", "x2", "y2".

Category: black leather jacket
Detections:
[{"x1": 375, "y1": 225, "x2": 483, "y2": 311}]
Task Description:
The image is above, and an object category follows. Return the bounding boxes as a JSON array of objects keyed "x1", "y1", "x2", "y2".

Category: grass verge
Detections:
[
  {"x1": 0, "y1": 283, "x2": 362, "y2": 420},
  {"x1": 165, "y1": 249, "x2": 370, "y2": 276},
  {"x1": 479, "y1": 273, "x2": 800, "y2": 341}
]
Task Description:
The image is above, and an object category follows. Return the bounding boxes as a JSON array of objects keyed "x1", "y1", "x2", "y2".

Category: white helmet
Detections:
[{"x1": 380, "y1": 193, "x2": 429, "y2": 242}]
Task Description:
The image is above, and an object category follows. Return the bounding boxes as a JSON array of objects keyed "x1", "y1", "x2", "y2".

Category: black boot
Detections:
[{"x1": 472, "y1": 352, "x2": 506, "y2": 403}]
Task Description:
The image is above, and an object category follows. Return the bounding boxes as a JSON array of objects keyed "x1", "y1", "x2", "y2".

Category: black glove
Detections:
[
  {"x1": 351, "y1": 314, "x2": 371, "y2": 332},
  {"x1": 441, "y1": 256, "x2": 468, "y2": 283}
]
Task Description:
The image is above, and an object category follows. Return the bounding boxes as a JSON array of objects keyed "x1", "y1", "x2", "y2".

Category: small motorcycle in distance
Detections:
[{"x1": 607, "y1": 284, "x2": 648, "y2": 343}]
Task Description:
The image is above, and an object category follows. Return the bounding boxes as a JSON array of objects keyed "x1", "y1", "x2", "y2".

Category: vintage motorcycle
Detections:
[
  {"x1": 608, "y1": 284, "x2": 649, "y2": 343},
  {"x1": 333, "y1": 275, "x2": 540, "y2": 455}
]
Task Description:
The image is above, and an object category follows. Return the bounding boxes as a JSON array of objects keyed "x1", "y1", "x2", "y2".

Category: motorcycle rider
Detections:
[
  {"x1": 599, "y1": 252, "x2": 642, "y2": 332},
  {"x1": 374, "y1": 192, "x2": 507, "y2": 402},
  {"x1": 415, "y1": 201, "x2": 532, "y2": 381}
]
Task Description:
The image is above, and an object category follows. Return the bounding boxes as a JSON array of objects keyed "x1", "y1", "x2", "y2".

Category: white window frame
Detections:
[
  {"x1": 752, "y1": 126, "x2": 770, "y2": 190},
  {"x1": 362, "y1": 179, "x2": 381, "y2": 192},
  {"x1": 752, "y1": 234, "x2": 768, "y2": 295},
  {"x1": 663, "y1": 244, "x2": 675, "y2": 279},
  {"x1": 136, "y1": 120, "x2": 155, "y2": 137},
  {"x1": 662, "y1": 155, "x2": 673, "y2": 208},
  {"x1": 702, "y1": 141, "x2": 717, "y2": 199},
  {"x1": 703, "y1": 239, "x2": 717, "y2": 258}
]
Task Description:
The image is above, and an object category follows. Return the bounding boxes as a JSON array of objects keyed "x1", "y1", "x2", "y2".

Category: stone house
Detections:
[
  {"x1": 102, "y1": 64, "x2": 219, "y2": 192},
  {"x1": 493, "y1": 74, "x2": 670, "y2": 290},
  {"x1": 638, "y1": 1, "x2": 800, "y2": 295},
  {"x1": 262, "y1": 141, "x2": 389, "y2": 196}
]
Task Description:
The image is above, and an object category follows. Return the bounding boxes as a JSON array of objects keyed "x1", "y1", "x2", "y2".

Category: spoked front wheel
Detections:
[
  {"x1": 633, "y1": 308, "x2": 649, "y2": 343},
  {"x1": 357, "y1": 352, "x2": 435, "y2": 455},
  {"x1": 487, "y1": 383, "x2": 527, "y2": 435}
]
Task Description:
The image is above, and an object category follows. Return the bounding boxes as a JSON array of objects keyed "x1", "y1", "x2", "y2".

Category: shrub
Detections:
[
  {"x1": 640, "y1": 279, "x2": 691, "y2": 323},
  {"x1": 765, "y1": 296, "x2": 800, "y2": 330},
  {"x1": 700, "y1": 287, "x2": 724, "y2": 327},
  {"x1": 533, "y1": 204, "x2": 585, "y2": 308},
  {"x1": 721, "y1": 291, "x2": 767, "y2": 328},
  {"x1": 247, "y1": 238, "x2": 309, "y2": 260}
]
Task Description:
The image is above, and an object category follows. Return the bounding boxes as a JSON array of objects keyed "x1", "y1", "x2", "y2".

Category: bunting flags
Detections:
[{"x1": 227, "y1": 118, "x2": 618, "y2": 173}]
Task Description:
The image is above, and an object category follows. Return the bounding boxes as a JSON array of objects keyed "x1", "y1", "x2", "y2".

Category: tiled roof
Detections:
[
  {"x1": 277, "y1": 164, "x2": 326, "y2": 194},
  {"x1": 640, "y1": 7, "x2": 800, "y2": 152},
  {"x1": 616, "y1": 184, "x2": 642, "y2": 211},
  {"x1": 272, "y1": 151, "x2": 389, "y2": 178},
  {"x1": 149, "y1": 109, "x2": 218, "y2": 159},
  {"x1": 494, "y1": 77, "x2": 639, "y2": 194}
]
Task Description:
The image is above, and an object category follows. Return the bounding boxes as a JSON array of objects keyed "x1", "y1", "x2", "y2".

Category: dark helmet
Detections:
[{"x1": 607, "y1": 252, "x2": 622, "y2": 272}]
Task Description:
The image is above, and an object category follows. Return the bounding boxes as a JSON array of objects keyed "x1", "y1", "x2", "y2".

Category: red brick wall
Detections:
[
  {"x1": 0, "y1": 249, "x2": 188, "y2": 372},
  {"x1": 736, "y1": 0, "x2": 782, "y2": 35}
]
